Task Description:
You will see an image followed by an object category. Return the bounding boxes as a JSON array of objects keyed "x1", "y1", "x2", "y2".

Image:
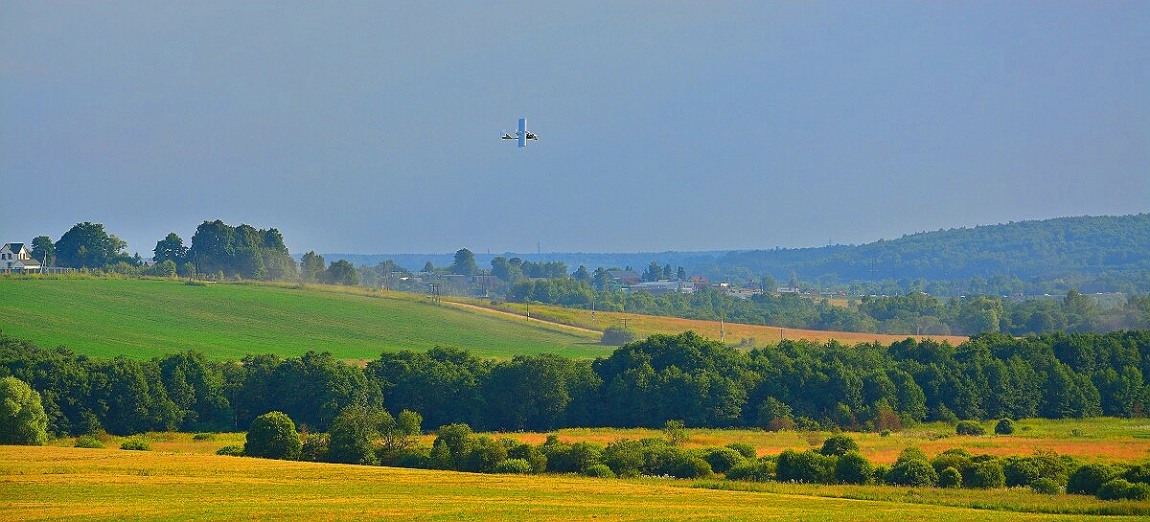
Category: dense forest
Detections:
[{"x1": 4, "y1": 330, "x2": 1147, "y2": 437}]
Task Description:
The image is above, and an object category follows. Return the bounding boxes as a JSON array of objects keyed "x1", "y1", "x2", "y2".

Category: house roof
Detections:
[{"x1": 3, "y1": 243, "x2": 25, "y2": 252}]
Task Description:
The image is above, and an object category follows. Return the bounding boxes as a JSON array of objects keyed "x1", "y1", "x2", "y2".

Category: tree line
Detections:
[
  {"x1": 3, "y1": 330, "x2": 1148, "y2": 439},
  {"x1": 388, "y1": 248, "x2": 1150, "y2": 336}
]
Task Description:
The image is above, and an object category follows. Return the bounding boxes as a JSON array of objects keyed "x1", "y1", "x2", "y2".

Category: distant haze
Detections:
[{"x1": 2, "y1": 2, "x2": 1147, "y2": 255}]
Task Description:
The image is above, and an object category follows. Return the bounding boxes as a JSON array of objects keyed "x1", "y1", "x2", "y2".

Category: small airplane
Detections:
[{"x1": 501, "y1": 117, "x2": 538, "y2": 148}]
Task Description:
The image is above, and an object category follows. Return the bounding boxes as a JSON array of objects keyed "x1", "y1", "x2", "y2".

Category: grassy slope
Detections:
[
  {"x1": 0, "y1": 278, "x2": 607, "y2": 360},
  {"x1": 4, "y1": 445, "x2": 1142, "y2": 521},
  {"x1": 0, "y1": 277, "x2": 965, "y2": 362}
]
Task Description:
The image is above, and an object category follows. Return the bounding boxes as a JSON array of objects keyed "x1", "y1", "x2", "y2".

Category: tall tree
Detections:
[
  {"x1": 54, "y1": 222, "x2": 127, "y2": 268},
  {"x1": 327, "y1": 260, "x2": 360, "y2": 286},
  {"x1": 152, "y1": 233, "x2": 188, "y2": 265},
  {"x1": 30, "y1": 236, "x2": 54, "y2": 267},
  {"x1": 299, "y1": 251, "x2": 326, "y2": 283},
  {"x1": 451, "y1": 248, "x2": 478, "y2": 276}
]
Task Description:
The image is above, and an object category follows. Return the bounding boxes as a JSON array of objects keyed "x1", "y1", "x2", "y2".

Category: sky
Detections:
[{"x1": 2, "y1": 1, "x2": 1148, "y2": 257}]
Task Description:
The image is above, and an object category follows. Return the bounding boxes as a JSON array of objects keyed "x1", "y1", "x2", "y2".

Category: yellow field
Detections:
[
  {"x1": 494, "y1": 418, "x2": 1150, "y2": 466},
  {"x1": 447, "y1": 296, "x2": 969, "y2": 348},
  {"x1": 3, "y1": 445, "x2": 1145, "y2": 521},
  {"x1": 65, "y1": 417, "x2": 1150, "y2": 467}
]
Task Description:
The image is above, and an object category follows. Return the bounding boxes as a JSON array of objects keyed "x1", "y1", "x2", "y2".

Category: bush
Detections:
[
  {"x1": 888, "y1": 459, "x2": 937, "y2": 487},
  {"x1": 493, "y1": 458, "x2": 533, "y2": 474},
  {"x1": 994, "y1": 418, "x2": 1016, "y2": 435},
  {"x1": 244, "y1": 411, "x2": 302, "y2": 460},
  {"x1": 508, "y1": 443, "x2": 548, "y2": 474},
  {"x1": 699, "y1": 447, "x2": 746, "y2": 474},
  {"x1": 1097, "y1": 479, "x2": 1150, "y2": 501},
  {"x1": 192, "y1": 433, "x2": 217, "y2": 441},
  {"x1": 216, "y1": 445, "x2": 244, "y2": 456},
  {"x1": 776, "y1": 450, "x2": 834, "y2": 484},
  {"x1": 819, "y1": 434, "x2": 859, "y2": 457},
  {"x1": 603, "y1": 439, "x2": 645, "y2": 477},
  {"x1": 583, "y1": 464, "x2": 616, "y2": 479},
  {"x1": 726, "y1": 442, "x2": 757, "y2": 460},
  {"x1": 461, "y1": 436, "x2": 507, "y2": 473},
  {"x1": 896, "y1": 447, "x2": 929, "y2": 465},
  {"x1": 834, "y1": 451, "x2": 873, "y2": 485},
  {"x1": 955, "y1": 421, "x2": 985, "y2": 436},
  {"x1": 1003, "y1": 457, "x2": 1041, "y2": 487},
  {"x1": 671, "y1": 457, "x2": 713, "y2": 479},
  {"x1": 1030, "y1": 477, "x2": 1061, "y2": 495},
  {"x1": 393, "y1": 448, "x2": 432, "y2": 469},
  {"x1": 120, "y1": 437, "x2": 151, "y2": 451},
  {"x1": 966, "y1": 462, "x2": 1006, "y2": 489},
  {"x1": 1123, "y1": 463, "x2": 1150, "y2": 484},
  {"x1": 726, "y1": 459, "x2": 775, "y2": 482},
  {"x1": 938, "y1": 467, "x2": 962, "y2": 488},
  {"x1": 931, "y1": 449, "x2": 972, "y2": 476},
  {"x1": 1067, "y1": 463, "x2": 1116, "y2": 495},
  {"x1": 74, "y1": 435, "x2": 105, "y2": 449}
]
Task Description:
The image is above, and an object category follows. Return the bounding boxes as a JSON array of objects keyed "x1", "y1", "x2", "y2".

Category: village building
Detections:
[{"x1": 0, "y1": 243, "x2": 42, "y2": 273}]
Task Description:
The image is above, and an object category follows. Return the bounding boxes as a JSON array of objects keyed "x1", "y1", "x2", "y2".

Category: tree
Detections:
[
  {"x1": 0, "y1": 377, "x2": 49, "y2": 445},
  {"x1": 451, "y1": 248, "x2": 478, "y2": 276},
  {"x1": 31, "y1": 236, "x2": 54, "y2": 267},
  {"x1": 300, "y1": 251, "x2": 326, "y2": 283},
  {"x1": 431, "y1": 423, "x2": 474, "y2": 470},
  {"x1": 54, "y1": 222, "x2": 128, "y2": 268},
  {"x1": 187, "y1": 220, "x2": 296, "y2": 281},
  {"x1": 153, "y1": 233, "x2": 188, "y2": 265},
  {"x1": 326, "y1": 260, "x2": 360, "y2": 286},
  {"x1": 600, "y1": 325, "x2": 636, "y2": 345},
  {"x1": 244, "y1": 411, "x2": 302, "y2": 460},
  {"x1": 327, "y1": 405, "x2": 382, "y2": 465}
]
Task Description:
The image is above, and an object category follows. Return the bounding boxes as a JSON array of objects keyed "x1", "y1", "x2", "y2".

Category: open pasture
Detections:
[
  {"x1": 450, "y1": 296, "x2": 969, "y2": 347},
  {"x1": 0, "y1": 277, "x2": 606, "y2": 360},
  {"x1": 3, "y1": 445, "x2": 1144, "y2": 521},
  {"x1": 0, "y1": 276, "x2": 965, "y2": 363}
]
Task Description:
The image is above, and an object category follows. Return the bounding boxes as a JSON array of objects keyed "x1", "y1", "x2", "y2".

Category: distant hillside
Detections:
[
  {"x1": 328, "y1": 214, "x2": 1150, "y2": 294},
  {"x1": 711, "y1": 214, "x2": 1150, "y2": 293}
]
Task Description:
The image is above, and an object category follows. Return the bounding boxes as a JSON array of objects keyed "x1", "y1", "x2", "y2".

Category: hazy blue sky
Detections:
[{"x1": 3, "y1": 1, "x2": 1148, "y2": 256}]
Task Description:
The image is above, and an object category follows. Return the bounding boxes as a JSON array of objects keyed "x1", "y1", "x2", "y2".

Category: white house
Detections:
[{"x1": 0, "y1": 242, "x2": 42, "y2": 273}]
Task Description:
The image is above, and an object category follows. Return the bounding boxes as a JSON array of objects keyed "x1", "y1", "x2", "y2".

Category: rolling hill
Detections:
[{"x1": 0, "y1": 278, "x2": 964, "y2": 361}]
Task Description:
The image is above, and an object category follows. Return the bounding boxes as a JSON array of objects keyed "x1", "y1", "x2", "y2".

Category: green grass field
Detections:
[
  {"x1": 4, "y1": 445, "x2": 1146, "y2": 521},
  {"x1": 0, "y1": 277, "x2": 608, "y2": 360}
]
